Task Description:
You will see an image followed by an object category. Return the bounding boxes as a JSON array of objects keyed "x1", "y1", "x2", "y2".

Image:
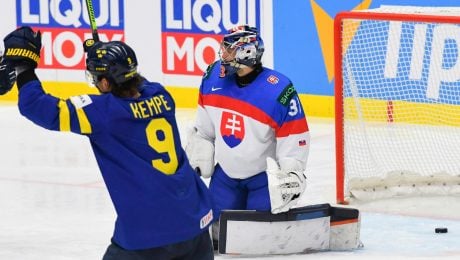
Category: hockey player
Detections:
[
  {"x1": 1, "y1": 26, "x2": 215, "y2": 260},
  {"x1": 186, "y1": 25, "x2": 310, "y2": 244}
]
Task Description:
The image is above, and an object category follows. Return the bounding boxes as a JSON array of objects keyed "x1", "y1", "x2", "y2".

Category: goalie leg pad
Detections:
[
  {"x1": 329, "y1": 207, "x2": 362, "y2": 250},
  {"x1": 218, "y1": 204, "x2": 362, "y2": 255}
]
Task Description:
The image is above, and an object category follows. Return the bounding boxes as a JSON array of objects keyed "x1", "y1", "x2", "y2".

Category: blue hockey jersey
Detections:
[{"x1": 17, "y1": 79, "x2": 214, "y2": 250}]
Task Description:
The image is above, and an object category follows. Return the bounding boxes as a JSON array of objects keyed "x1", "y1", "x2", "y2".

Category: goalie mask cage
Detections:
[{"x1": 334, "y1": 6, "x2": 460, "y2": 204}]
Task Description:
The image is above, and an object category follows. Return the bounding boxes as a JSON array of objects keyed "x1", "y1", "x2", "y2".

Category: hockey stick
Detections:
[{"x1": 85, "y1": 0, "x2": 100, "y2": 42}]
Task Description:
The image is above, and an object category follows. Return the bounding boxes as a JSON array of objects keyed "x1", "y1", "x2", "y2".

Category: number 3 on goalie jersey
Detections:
[
  {"x1": 146, "y1": 118, "x2": 178, "y2": 175},
  {"x1": 288, "y1": 98, "x2": 300, "y2": 117}
]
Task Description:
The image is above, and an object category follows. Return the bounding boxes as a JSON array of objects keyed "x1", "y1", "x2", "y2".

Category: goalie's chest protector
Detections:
[{"x1": 198, "y1": 62, "x2": 303, "y2": 178}]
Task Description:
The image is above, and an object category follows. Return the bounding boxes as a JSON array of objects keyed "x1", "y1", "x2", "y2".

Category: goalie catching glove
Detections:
[
  {"x1": 266, "y1": 157, "x2": 307, "y2": 214},
  {"x1": 185, "y1": 127, "x2": 215, "y2": 178}
]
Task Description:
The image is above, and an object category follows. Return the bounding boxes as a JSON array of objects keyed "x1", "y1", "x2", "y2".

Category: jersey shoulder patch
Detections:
[
  {"x1": 70, "y1": 94, "x2": 93, "y2": 109},
  {"x1": 258, "y1": 68, "x2": 290, "y2": 88},
  {"x1": 255, "y1": 68, "x2": 296, "y2": 107},
  {"x1": 277, "y1": 83, "x2": 296, "y2": 107}
]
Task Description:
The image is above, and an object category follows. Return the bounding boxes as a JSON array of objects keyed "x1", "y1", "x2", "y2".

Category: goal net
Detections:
[{"x1": 334, "y1": 6, "x2": 460, "y2": 203}]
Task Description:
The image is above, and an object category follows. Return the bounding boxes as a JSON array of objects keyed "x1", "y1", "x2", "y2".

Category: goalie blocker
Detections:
[{"x1": 218, "y1": 203, "x2": 361, "y2": 255}]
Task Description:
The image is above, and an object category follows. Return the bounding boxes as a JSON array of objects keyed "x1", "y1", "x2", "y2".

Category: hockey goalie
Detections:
[{"x1": 185, "y1": 24, "x2": 362, "y2": 255}]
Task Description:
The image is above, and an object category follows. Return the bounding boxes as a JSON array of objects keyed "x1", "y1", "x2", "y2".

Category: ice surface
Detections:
[{"x1": 0, "y1": 106, "x2": 459, "y2": 259}]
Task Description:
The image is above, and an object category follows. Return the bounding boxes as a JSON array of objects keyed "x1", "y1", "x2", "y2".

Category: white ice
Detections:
[{"x1": 0, "y1": 106, "x2": 459, "y2": 260}]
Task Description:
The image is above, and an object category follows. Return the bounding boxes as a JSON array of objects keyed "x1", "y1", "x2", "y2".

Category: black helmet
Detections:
[{"x1": 84, "y1": 39, "x2": 138, "y2": 85}]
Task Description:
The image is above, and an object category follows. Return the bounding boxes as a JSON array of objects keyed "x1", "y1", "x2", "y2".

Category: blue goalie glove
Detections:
[{"x1": 0, "y1": 55, "x2": 16, "y2": 95}]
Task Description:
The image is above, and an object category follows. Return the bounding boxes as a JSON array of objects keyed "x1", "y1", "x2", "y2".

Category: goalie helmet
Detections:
[
  {"x1": 219, "y1": 25, "x2": 264, "y2": 76},
  {"x1": 85, "y1": 40, "x2": 138, "y2": 85}
]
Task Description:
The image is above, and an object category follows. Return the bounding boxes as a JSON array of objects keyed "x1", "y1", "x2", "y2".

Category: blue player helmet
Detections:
[
  {"x1": 85, "y1": 40, "x2": 138, "y2": 85},
  {"x1": 219, "y1": 25, "x2": 264, "y2": 76}
]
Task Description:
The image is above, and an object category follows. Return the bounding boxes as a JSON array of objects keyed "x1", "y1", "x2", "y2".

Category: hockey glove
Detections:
[
  {"x1": 0, "y1": 55, "x2": 16, "y2": 95},
  {"x1": 185, "y1": 127, "x2": 215, "y2": 178},
  {"x1": 3, "y1": 26, "x2": 41, "y2": 69},
  {"x1": 266, "y1": 157, "x2": 307, "y2": 214}
]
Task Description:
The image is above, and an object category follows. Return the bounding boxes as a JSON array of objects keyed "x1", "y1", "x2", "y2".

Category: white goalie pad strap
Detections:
[
  {"x1": 185, "y1": 127, "x2": 215, "y2": 178},
  {"x1": 266, "y1": 157, "x2": 307, "y2": 214}
]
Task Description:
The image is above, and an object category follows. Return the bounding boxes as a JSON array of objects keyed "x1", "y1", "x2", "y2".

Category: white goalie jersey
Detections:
[{"x1": 194, "y1": 61, "x2": 310, "y2": 179}]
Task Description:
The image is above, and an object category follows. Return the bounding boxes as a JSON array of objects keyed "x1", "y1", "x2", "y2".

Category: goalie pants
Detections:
[
  {"x1": 209, "y1": 164, "x2": 271, "y2": 218},
  {"x1": 102, "y1": 230, "x2": 213, "y2": 260}
]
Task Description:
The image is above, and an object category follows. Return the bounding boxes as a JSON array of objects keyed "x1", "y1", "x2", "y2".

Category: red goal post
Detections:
[{"x1": 334, "y1": 7, "x2": 460, "y2": 204}]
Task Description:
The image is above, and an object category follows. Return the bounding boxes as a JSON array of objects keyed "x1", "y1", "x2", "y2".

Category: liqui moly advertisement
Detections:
[
  {"x1": 0, "y1": 0, "x2": 272, "y2": 88},
  {"x1": 158, "y1": 0, "x2": 273, "y2": 87},
  {"x1": 16, "y1": 0, "x2": 124, "y2": 82}
]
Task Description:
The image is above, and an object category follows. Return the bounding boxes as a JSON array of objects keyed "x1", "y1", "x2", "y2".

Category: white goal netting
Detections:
[{"x1": 336, "y1": 6, "x2": 460, "y2": 202}]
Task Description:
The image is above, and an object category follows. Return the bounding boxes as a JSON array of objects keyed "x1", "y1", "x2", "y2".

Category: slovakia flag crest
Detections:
[{"x1": 220, "y1": 111, "x2": 245, "y2": 148}]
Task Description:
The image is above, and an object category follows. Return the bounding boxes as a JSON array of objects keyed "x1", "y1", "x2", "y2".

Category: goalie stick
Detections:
[{"x1": 85, "y1": 0, "x2": 100, "y2": 42}]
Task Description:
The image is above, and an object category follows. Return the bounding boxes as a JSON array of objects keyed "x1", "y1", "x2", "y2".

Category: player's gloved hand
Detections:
[
  {"x1": 3, "y1": 26, "x2": 41, "y2": 70},
  {"x1": 185, "y1": 126, "x2": 215, "y2": 178},
  {"x1": 266, "y1": 157, "x2": 307, "y2": 214},
  {"x1": 0, "y1": 55, "x2": 17, "y2": 95}
]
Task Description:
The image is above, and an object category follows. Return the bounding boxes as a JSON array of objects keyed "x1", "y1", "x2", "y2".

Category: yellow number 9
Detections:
[{"x1": 146, "y1": 118, "x2": 178, "y2": 175}]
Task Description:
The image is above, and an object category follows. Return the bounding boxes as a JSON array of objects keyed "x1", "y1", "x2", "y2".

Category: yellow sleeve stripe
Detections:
[
  {"x1": 76, "y1": 108, "x2": 92, "y2": 134},
  {"x1": 58, "y1": 100, "x2": 71, "y2": 131}
]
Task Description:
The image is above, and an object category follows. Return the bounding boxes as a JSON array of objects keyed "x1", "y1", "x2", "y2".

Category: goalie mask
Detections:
[{"x1": 219, "y1": 25, "x2": 264, "y2": 77}]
